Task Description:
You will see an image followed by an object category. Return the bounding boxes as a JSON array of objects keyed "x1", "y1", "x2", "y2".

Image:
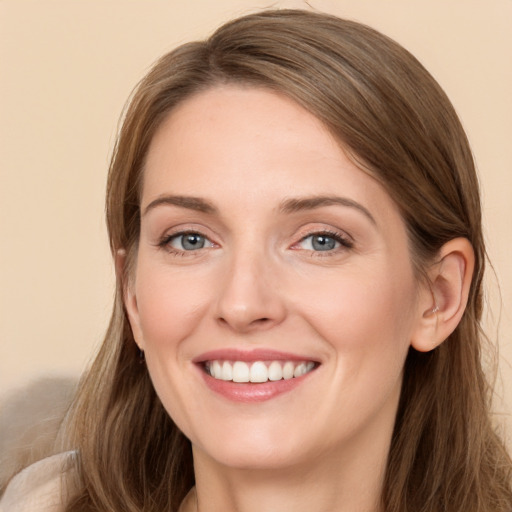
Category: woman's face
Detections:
[{"x1": 126, "y1": 86, "x2": 427, "y2": 470}]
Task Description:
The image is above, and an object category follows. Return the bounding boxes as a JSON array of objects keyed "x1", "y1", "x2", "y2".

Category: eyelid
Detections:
[
  {"x1": 154, "y1": 222, "x2": 219, "y2": 243},
  {"x1": 169, "y1": 233, "x2": 215, "y2": 249},
  {"x1": 153, "y1": 223, "x2": 353, "y2": 256},
  {"x1": 156, "y1": 226, "x2": 219, "y2": 255},
  {"x1": 290, "y1": 227, "x2": 354, "y2": 253}
]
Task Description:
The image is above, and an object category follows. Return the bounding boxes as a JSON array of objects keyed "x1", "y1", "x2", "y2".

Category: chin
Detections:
[
  {"x1": 184, "y1": 414, "x2": 316, "y2": 471},
  {"x1": 193, "y1": 437, "x2": 310, "y2": 472}
]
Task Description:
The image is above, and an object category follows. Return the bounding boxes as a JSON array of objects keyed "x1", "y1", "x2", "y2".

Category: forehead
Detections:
[
  {"x1": 143, "y1": 85, "x2": 340, "y2": 188},
  {"x1": 141, "y1": 85, "x2": 400, "y2": 226}
]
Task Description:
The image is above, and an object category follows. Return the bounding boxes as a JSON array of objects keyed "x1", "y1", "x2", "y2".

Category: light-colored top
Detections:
[
  {"x1": 0, "y1": 452, "x2": 197, "y2": 512},
  {"x1": 0, "y1": 451, "x2": 77, "y2": 512}
]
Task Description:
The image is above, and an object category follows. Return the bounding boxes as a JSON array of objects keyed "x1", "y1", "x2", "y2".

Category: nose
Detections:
[{"x1": 214, "y1": 250, "x2": 287, "y2": 333}]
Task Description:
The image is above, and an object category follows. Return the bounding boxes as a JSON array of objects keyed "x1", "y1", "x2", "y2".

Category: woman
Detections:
[{"x1": 2, "y1": 8, "x2": 511, "y2": 512}]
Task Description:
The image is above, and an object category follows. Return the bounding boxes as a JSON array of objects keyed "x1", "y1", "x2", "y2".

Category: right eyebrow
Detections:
[{"x1": 142, "y1": 195, "x2": 217, "y2": 216}]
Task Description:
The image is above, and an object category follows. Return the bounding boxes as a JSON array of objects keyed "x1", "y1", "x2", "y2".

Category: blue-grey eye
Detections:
[
  {"x1": 170, "y1": 233, "x2": 211, "y2": 251},
  {"x1": 298, "y1": 234, "x2": 341, "y2": 251},
  {"x1": 311, "y1": 235, "x2": 337, "y2": 251}
]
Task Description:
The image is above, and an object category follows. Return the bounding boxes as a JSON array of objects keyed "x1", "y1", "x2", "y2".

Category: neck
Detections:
[{"x1": 190, "y1": 423, "x2": 392, "y2": 512}]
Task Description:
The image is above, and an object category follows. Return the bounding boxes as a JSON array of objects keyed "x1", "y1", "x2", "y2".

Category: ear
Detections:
[
  {"x1": 116, "y1": 249, "x2": 145, "y2": 351},
  {"x1": 411, "y1": 238, "x2": 475, "y2": 352}
]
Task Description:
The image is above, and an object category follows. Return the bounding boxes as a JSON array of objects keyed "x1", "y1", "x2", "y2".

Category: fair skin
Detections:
[{"x1": 123, "y1": 86, "x2": 474, "y2": 512}]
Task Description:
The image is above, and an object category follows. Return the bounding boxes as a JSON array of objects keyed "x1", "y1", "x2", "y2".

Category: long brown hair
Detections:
[{"x1": 64, "y1": 9, "x2": 512, "y2": 511}]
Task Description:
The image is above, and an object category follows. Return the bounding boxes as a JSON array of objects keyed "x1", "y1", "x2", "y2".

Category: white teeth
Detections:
[
  {"x1": 250, "y1": 361, "x2": 268, "y2": 383},
  {"x1": 212, "y1": 361, "x2": 222, "y2": 379},
  {"x1": 206, "y1": 359, "x2": 316, "y2": 383},
  {"x1": 294, "y1": 363, "x2": 307, "y2": 378},
  {"x1": 221, "y1": 361, "x2": 233, "y2": 381},
  {"x1": 268, "y1": 361, "x2": 283, "y2": 381},
  {"x1": 232, "y1": 361, "x2": 250, "y2": 382},
  {"x1": 282, "y1": 361, "x2": 295, "y2": 380}
]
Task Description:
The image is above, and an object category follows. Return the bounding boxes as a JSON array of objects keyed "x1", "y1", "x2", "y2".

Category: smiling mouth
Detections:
[{"x1": 204, "y1": 360, "x2": 317, "y2": 383}]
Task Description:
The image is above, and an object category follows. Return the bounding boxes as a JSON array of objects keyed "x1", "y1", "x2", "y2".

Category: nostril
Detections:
[
  {"x1": 252, "y1": 317, "x2": 271, "y2": 326},
  {"x1": 216, "y1": 315, "x2": 273, "y2": 332},
  {"x1": 218, "y1": 317, "x2": 269, "y2": 324}
]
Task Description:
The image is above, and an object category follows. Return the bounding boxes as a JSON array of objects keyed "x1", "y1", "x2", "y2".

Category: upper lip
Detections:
[{"x1": 193, "y1": 348, "x2": 320, "y2": 364}]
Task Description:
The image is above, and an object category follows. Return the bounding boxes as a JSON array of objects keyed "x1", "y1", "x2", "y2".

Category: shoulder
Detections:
[{"x1": 0, "y1": 451, "x2": 78, "y2": 512}]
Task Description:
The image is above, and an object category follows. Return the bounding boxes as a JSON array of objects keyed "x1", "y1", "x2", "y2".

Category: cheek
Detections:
[
  {"x1": 295, "y1": 263, "x2": 418, "y2": 374},
  {"x1": 132, "y1": 258, "x2": 215, "y2": 431},
  {"x1": 134, "y1": 260, "x2": 212, "y2": 350}
]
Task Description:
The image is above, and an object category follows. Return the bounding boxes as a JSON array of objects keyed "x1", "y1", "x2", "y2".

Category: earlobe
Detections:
[
  {"x1": 116, "y1": 249, "x2": 145, "y2": 350},
  {"x1": 411, "y1": 238, "x2": 475, "y2": 352}
]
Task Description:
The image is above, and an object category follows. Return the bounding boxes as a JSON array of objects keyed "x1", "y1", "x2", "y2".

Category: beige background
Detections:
[{"x1": 1, "y1": 0, "x2": 511, "y2": 435}]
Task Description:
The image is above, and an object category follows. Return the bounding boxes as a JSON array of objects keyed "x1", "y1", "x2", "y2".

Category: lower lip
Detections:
[{"x1": 199, "y1": 367, "x2": 316, "y2": 403}]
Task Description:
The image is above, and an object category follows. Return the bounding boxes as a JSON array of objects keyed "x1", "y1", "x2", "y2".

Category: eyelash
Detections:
[
  {"x1": 157, "y1": 229, "x2": 354, "y2": 257},
  {"x1": 158, "y1": 231, "x2": 215, "y2": 256},
  {"x1": 293, "y1": 229, "x2": 354, "y2": 256}
]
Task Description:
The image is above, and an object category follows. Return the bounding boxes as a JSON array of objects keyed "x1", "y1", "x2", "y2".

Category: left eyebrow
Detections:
[{"x1": 279, "y1": 195, "x2": 376, "y2": 225}]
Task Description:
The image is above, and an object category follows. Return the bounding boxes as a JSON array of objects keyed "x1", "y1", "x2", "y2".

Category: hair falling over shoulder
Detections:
[{"x1": 61, "y1": 9, "x2": 512, "y2": 512}]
